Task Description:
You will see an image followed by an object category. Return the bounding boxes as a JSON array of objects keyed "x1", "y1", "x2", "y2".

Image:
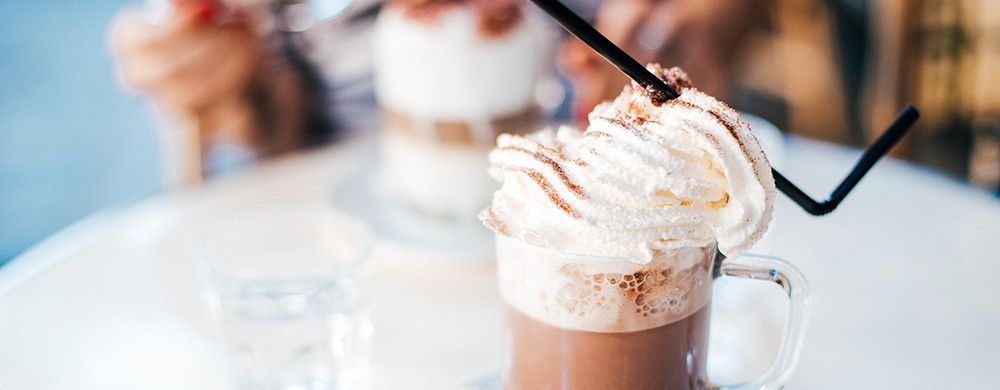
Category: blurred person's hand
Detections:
[
  {"x1": 109, "y1": 0, "x2": 326, "y2": 182},
  {"x1": 110, "y1": 1, "x2": 264, "y2": 142},
  {"x1": 561, "y1": 0, "x2": 768, "y2": 124}
]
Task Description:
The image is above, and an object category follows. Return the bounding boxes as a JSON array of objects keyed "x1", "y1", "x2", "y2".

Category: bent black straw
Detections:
[
  {"x1": 529, "y1": 0, "x2": 919, "y2": 216},
  {"x1": 773, "y1": 106, "x2": 919, "y2": 215}
]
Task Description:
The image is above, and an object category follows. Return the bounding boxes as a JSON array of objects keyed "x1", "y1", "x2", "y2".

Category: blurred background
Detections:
[
  {"x1": 0, "y1": 1, "x2": 161, "y2": 265},
  {"x1": 2, "y1": 0, "x2": 999, "y2": 266}
]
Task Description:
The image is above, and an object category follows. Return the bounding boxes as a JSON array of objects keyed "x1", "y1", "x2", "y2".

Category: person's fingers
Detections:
[
  {"x1": 562, "y1": 0, "x2": 748, "y2": 109},
  {"x1": 114, "y1": 3, "x2": 208, "y2": 55},
  {"x1": 108, "y1": 8, "x2": 148, "y2": 82},
  {"x1": 561, "y1": 0, "x2": 659, "y2": 124},
  {"x1": 128, "y1": 18, "x2": 246, "y2": 84},
  {"x1": 119, "y1": 7, "x2": 258, "y2": 94},
  {"x1": 560, "y1": 39, "x2": 599, "y2": 76},
  {"x1": 109, "y1": 7, "x2": 147, "y2": 48},
  {"x1": 574, "y1": 79, "x2": 607, "y2": 125},
  {"x1": 178, "y1": 28, "x2": 262, "y2": 109},
  {"x1": 151, "y1": 24, "x2": 261, "y2": 110},
  {"x1": 112, "y1": 3, "x2": 221, "y2": 90},
  {"x1": 111, "y1": 9, "x2": 166, "y2": 64},
  {"x1": 571, "y1": 62, "x2": 628, "y2": 125},
  {"x1": 559, "y1": 41, "x2": 603, "y2": 106},
  {"x1": 110, "y1": 0, "x2": 266, "y2": 118},
  {"x1": 171, "y1": 0, "x2": 218, "y2": 26},
  {"x1": 121, "y1": 28, "x2": 215, "y2": 92}
]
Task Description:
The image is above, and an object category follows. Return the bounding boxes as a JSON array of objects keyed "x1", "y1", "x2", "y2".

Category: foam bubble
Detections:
[{"x1": 497, "y1": 235, "x2": 713, "y2": 333}]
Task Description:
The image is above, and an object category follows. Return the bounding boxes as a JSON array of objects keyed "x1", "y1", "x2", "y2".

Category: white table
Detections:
[{"x1": 1, "y1": 135, "x2": 998, "y2": 389}]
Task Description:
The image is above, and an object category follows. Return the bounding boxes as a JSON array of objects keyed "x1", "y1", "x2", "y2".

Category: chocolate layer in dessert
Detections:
[
  {"x1": 391, "y1": 0, "x2": 523, "y2": 36},
  {"x1": 382, "y1": 106, "x2": 539, "y2": 147}
]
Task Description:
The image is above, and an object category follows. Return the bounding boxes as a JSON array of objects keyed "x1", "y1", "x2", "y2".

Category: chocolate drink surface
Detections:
[
  {"x1": 505, "y1": 303, "x2": 711, "y2": 390},
  {"x1": 495, "y1": 234, "x2": 716, "y2": 390}
]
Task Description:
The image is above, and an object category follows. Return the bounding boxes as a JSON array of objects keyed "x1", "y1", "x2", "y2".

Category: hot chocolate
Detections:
[
  {"x1": 505, "y1": 304, "x2": 710, "y2": 389},
  {"x1": 481, "y1": 65, "x2": 783, "y2": 389},
  {"x1": 497, "y1": 235, "x2": 717, "y2": 389}
]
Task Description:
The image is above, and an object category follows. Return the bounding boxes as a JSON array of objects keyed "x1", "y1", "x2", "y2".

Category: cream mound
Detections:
[
  {"x1": 373, "y1": 3, "x2": 541, "y2": 123},
  {"x1": 497, "y1": 235, "x2": 713, "y2": 333},
  {"x1": 481, "y1": 65, "x2": 775, "y2": 260}
]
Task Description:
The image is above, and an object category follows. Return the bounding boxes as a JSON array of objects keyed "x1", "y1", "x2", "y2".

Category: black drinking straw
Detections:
[
  {"x1": 529, "y1": 0, "x2": 920, "y2": 216},
  {"x1": 772, "y1": 106, "x2": 918, "y2": 215},
  {"x1": 529, "y1": 0, "x2": 679, "y2": 102}
]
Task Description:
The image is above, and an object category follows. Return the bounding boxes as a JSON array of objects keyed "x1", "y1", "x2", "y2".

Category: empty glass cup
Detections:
[{"x1": 199, "y1": 207, "x2": 374, "y2": 390}]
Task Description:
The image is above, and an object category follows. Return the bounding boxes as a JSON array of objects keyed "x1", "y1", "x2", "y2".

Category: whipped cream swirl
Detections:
[{"x1": 480, "y1": 65, "x2": 775, "y2": 261}]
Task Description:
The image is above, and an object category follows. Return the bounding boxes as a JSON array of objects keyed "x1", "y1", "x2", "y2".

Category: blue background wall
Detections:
[{"x1": 0, "y1": 1, "x2": 162, "y2": 265}]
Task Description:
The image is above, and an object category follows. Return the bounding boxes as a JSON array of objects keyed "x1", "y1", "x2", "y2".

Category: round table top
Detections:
[{"x1": 1, "y1": 135, "x2": 998, "y2": 389}]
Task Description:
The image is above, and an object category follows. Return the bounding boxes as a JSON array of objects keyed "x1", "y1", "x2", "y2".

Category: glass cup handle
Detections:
[{"x1": 714, "y1": 254, "x2": 810, "y2": 390}]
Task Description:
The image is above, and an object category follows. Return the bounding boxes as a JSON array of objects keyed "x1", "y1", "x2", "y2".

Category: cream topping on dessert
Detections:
[
  {"x1": 481, "y1": 65, "x2": 775, "y2": 261},
  {"x1": 374, "y1": 1, "x2": 542, "y2": 122}
]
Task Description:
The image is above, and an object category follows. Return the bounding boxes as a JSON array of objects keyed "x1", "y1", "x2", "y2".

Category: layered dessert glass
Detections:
[{"x1": 374, "y1": 0, "x2": 545, "y2": 220}]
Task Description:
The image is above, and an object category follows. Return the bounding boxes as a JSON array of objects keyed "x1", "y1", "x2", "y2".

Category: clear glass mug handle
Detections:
[{"x1": 713, "y1": 254, "x2": 810, "y2": 390}]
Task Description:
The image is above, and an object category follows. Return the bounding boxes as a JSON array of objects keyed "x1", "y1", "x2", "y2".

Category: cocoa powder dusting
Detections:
[
  {"x1": 606, "y1": 117, "x2": 649, "y2": 141},
  {"x1": 667, "y1": 99, "x2": 755, "y2": 165},
  {"x1": 643, "y1": 86, "x2": 670, "y2": 106},
  {"x1": 661, "y1": 66, "x2": 693, "y2": 89},
  {"x1": 638, "y1": 65, "x2": 692, "y2": 106},
  {"x1": 500, "y1": 146, "x2": 588, "y2": 199},
  {"x1": 522, "y1": 169, "x2": 581, "y2": 218},
  {"x1": 537, "y1": 154, "x2": 587, "y2": 199},
  {"x1": 481, "y1": 206, "x2": 510, "y2": 236}
]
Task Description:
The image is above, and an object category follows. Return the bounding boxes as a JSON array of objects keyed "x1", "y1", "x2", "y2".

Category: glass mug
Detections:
[{"x1": 496, "y1": 235, "x2": 808, "y2": 390}]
